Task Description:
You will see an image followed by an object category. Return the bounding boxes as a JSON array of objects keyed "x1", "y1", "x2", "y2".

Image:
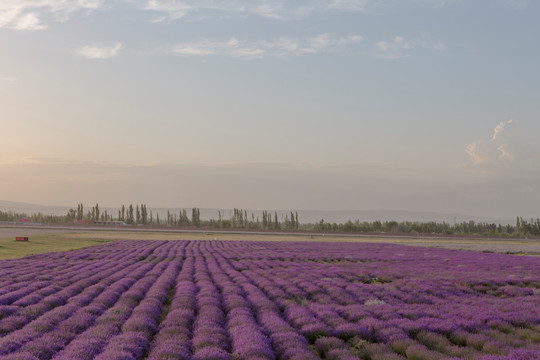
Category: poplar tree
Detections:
[
  {"x1": 192, "y1": 208, "x2": 201, "y2": 227},
  {"x1": 127, "y1": 204, "x2": 134, "y2": 224},
  {"x1": 141, "y1": 204, "x2": 148, "y2": 224}
]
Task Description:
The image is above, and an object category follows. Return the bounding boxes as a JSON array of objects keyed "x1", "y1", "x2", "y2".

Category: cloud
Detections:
[
  {"x1": 338, "y1": 34, "x2": 364, "y2": 45},
  {"x1": 0, "y1": 0, "x2": 104, "y2": 30},
  {"x1": 465, "y1": 142, "x2": 483, "y2": 165},
  {"x1": 465, "y1": 120, "x2": 517, "y2": 166},
  {"x1": 76, "y1": 43, "x2": 123, "y2": 59},
  {"x1": 491, "y1": 119, "x2": 513, "y2": 141},
  {"x1": 329, "y1": 0, "x2": 370, "y2": 11},
  {"x1": 375, "y1": 34, "x2": 445, "y2": 59},
  {"x1": 170, "y1": 33, "x2": 363, "y2": 59},
  {"x1": 171, "y1": 38, "x2": 265, "y2": 59},
  {"x1": 305, "y1": 33, "x2": 334, "y2": 52},
  {"x1": 164, "y1": 32, "x2": 442, "y2": 61},
  {"x1": 376, "y1": 36, "x2": 411, "y2": 58},
  {"x1": 133, "y1": 0, "x2": 373, "y2": 22},
  {"x1": 11, "y1": 12, "x2": 46, "y2": 30},
  {"x1": 412, "y1": 0, "x2": 463, "y2": 7}
]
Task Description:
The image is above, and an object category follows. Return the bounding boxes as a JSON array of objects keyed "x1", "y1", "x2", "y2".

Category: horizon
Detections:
[
  {"x1": 1, "y1": 1, "x2": 539, "y2": 218},
  {"x1": 0, "y1": 199, "x2": 524, "y2": 225}
]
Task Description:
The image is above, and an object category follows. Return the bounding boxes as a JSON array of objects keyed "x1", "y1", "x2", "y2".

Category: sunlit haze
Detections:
[{"x1": 1, "y1": 0, "x2": 539, "y2": 217}]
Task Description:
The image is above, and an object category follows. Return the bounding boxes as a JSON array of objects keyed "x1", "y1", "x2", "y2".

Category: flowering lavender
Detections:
[{"x1": 0, "y1": 239, "x2": 537, "y2": 359}]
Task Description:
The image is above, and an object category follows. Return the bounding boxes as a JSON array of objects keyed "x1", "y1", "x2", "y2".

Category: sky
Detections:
[{"x1": 0, "y1": 0, "x2": 539, "y2": 217}]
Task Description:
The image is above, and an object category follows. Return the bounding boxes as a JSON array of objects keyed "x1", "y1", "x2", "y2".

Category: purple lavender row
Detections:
[
  {"x1": 217, "y1": 240, "x2": 536, "y2": 358},
  {"x1": 93, "y1": 258, "x2": 182, "y2": 360},
  {"x1": 0, "y1": 258, "x2": 127, "y2": 335},
  {"x1": 1, "y1": 242, "x2": 173, "y2": 359},
  {"x1": 234, "y1": 260, "x2": 338, "y2": 338},
  {"x1": 19, "y1": 263, "x2": 158, "y2": 360},
  {"x1": 189, "y1": 245, "x2": 231, "y2": 360},
  {"x1": 244, "y1": 260, "x2": 389, "y2": 348},
  {"x1": 51, "y1": 241, "x2": 180, "y2": 360},
  {"x1": 0, "y1": 240, "x2": 165, "y2": 304},
  {"x1": 239, "y1": 265, "x2": 365, "y2": 359},
  {"x1": 0, "y1": 260, "x2": 93, "y2": 305},
  {"x1": 0, "y1": 260, "x2": 141, "y2": 355},
  {"x1": 146, "y1": 243, "x2": 197, "y2": 360},
  {"x1": 201, "y1": 251, "x2": 274, "y2": 360},
  {"x1": 49, "y1": 266, "x2": 167, "y2": 359},
  {"x1": 0, "y1": 240, "x2": 168, "y2": 332},
  {"x1": 1, "y1": 239, "x2": 539, "y2": 360},
  {"x1": 210, "y1": 248, "x2": 318, "y2": 360}
]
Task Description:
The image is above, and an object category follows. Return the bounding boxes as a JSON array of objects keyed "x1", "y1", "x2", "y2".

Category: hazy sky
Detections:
[{"x1": 1, "y1": 0, "x2": 539, "y2": 217}]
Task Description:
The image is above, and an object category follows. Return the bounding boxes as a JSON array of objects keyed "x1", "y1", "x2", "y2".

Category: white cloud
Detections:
[
  {"x1": 139, "y1": 0, "x2": 191, "y2": 21},
  {"x1": 413, "y1": 0, "x2": 463, "y2": 7},
  {"x1": 170, "y1": 33, "x2": 362, "y2": 59},
  {"x1": 497, "y1": 144, "x2": 513, "y2": 161},
  {"x1": 251, "y1": 4, "x2": 284, "y2": 19},
  {"x1": 133, "y1": 0, "x2": 373, "y2": 22},
  {"x1": 302, "y1": 33, "x2": 334, "y2": 53},
  {"x1": 377, "y1": 36, "x2": 411, "y2": 51},
  {"x1": 12, "y1": 12, "x2": 46, "y2": 30},
  {"x1": 491, "y1": 119, "x2": 513, "y2": 141},
  {"x1": 172, "y1": 38, "x2": 265, "y2": 59},
  {"x1": 329, "y1": 0, "x2": 370, "y2": 11},
  {"x1": 465, "y1": 120, "x2": 517, "y2": 165},
  {"x1": 0, "y1": 0, "x2": 104, "y2": 30},
  {"x1": 465, "y1": 142, "x2": 483, "y2": 165},
  {"x1": 376, "y1": 36, "x2": 412, "y2": 59},
  {"x1": 76, "y1": 43, "x2": 123, "y2": 59},
  {"x1": 338, "y1": 34, "x2": 363, "y2": 45},
  {"x1": 375, "y1": 34, "x2": 445, "y2": 59}
]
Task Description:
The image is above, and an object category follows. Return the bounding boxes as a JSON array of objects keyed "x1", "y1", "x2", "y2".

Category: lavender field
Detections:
[{"x1": 0, "y1": 240, "x2": 538, "y2": 360}]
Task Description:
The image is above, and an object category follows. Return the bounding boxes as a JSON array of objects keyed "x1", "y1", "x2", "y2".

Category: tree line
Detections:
[
  {"x1": 1, "y1": 205, "x2": 540, "y2": 237},
  {"x1": 312, "y1": 217, "x2": 540, "y2": 237}
]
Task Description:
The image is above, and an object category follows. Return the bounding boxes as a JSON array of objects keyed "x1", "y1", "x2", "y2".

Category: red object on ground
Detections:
[{"x1": 15, "y1": 236, "x2": 29, "y2": 241}]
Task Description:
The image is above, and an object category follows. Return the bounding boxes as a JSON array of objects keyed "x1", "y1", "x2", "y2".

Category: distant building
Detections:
[
  {"x1": 93, "y1": 220, "x2": 126, "y2": 226},
  {"x1": 74, "y1": 220, "x2": 126, "y2": 226}
]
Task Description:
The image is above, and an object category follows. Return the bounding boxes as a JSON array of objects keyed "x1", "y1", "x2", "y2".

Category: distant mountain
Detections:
[
  {"x1": 0, "y1": 200, "x2": 514, "y2": 225},
  {"x1": 0, "y1": 200, "x2": 72, "y2": 216}
]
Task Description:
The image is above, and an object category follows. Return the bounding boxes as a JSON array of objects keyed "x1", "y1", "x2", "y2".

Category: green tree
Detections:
[
  {"x1": 127, "y1": 204, "x2": 134, "y2": 224},
  {"x1": 66, "y1": 208, "x2": 77, "y2": 223},
  {"x1": 192, "y1": 208, "x2": 201, "y2": 227},
  {"x1": 141, "y1": 204, "x2": 148, "y2": 224},
  {"x1": 76, "y1": 203, "x2": 84, "y2": 220}
]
